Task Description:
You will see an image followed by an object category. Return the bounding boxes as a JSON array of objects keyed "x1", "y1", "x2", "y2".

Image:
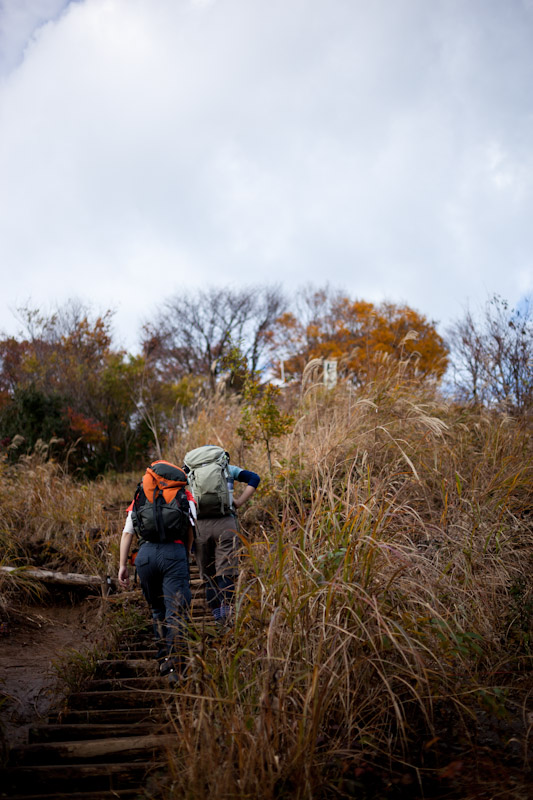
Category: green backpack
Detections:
[{"x1": 183, "y1": 445, "x2": 232, "y2": 518}]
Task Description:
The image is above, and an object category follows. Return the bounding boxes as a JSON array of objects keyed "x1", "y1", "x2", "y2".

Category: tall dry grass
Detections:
[
  {"x1": 0, "y1": 449, "x2": 136, "y2": 611},
  {"x1": 157, "y1": 358, "x2": 532, "y2": 798},
  {"x1": 1, "y1": 358, "x2": 531, "y2": 797}
]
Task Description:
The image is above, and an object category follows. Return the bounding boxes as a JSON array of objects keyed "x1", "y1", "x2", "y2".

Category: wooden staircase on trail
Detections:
[{"x1": 1, "y1": 564, "x2": 212, "y2": 800}]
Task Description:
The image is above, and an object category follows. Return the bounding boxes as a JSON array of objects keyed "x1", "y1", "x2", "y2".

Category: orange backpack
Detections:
[{"x1": 131, "y1": 460, "x2": 189, "y2": 543}]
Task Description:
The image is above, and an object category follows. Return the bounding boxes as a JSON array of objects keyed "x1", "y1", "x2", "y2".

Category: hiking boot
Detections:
[
  {"x1": 159, "y1": 657, "x2": 175, "y2": 677},
  {"x1": 166, "y1": 670, "x2": 183, "y2": 686}
]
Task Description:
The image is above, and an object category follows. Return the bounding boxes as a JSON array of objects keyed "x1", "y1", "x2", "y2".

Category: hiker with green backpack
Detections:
[
  {"x1": 183, "y1": 445, "x2": 260, "y2": 628},
  {"x1": 118, "y1": 460, "x2": 197, "y2": 683}
]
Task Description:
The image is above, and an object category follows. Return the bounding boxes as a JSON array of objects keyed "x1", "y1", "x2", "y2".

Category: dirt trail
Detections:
[{"x1": 1, "y1": 599, "x2": 105, "y2": 747}]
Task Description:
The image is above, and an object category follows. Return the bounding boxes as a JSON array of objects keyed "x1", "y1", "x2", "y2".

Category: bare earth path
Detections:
[{"x1": 0, "y1": 599, "x2": 104, "y2": 748}]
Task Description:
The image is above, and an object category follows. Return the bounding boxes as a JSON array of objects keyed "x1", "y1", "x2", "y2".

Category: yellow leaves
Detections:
[{"x1": 265, "y1": 291, "x2": 449, "y2": 384}]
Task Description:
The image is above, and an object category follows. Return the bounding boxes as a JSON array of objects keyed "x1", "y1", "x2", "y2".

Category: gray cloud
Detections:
[
  {"x1": 1, "y1": 0, "x2": 532, "y2": 351},
  {"x1": 0, "y1": 0, "x2": 73, "y2": 74}
]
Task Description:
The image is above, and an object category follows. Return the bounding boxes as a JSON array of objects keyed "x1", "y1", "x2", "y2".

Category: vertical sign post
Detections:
[{"x1": 323, "y1": 359, "x2": 338, "y2": 389}]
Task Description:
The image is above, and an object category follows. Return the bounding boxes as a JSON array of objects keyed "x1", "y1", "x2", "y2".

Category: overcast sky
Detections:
[{"x1": 1, "y1": 0, "x2": 532, "y2": 353}]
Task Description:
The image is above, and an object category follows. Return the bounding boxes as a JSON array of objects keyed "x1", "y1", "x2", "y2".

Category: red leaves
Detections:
[{"x1": 66, "y1": 407, "x2": 106, "y2": 444}]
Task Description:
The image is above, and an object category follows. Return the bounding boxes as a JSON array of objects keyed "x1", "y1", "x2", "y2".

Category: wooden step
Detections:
[
  {"x1": 95, "y1": 659, "x2": 158, "y2": 676},
  {"x1": 115, "y1": 641, "x2": 155, "y2": 652},
  {"x1": 9, "y1": 734, "x2": 177, "y2": 766},
  {"x1": 110, "y1": 652, "x2": 157, "y2": 662},
  {"x1": 113, "y1": 647, "x2": 157, "y2": 657},
  {"x1": 66, "y1": 689, "x2": 163, "y2": 710},
  {"x1": 48, "y1": 707, "x2": 165, "y2": 725},
  {"x1": 106, "y1": 652, "x2": 157, "y2": 663},
  {"x1": 5, "y1": 791, "x2": 143, "y2": 800},
  {"x1": 84, "y1": 677, "x2": 162, "y2": 691},
  {"x1": 29, "y1": 721, "x2": 168, "y2": 743},
  {"x1": 2, "y1": 760, "x2": 166, "y2": 794}
]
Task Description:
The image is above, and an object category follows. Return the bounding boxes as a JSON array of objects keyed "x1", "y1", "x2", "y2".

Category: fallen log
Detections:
[{"x1": 0, "y1": 566, "x2": 115, "y2": 590}]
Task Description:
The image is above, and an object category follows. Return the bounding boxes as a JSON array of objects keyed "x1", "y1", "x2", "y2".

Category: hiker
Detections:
[
  {"x1": 118, "y1": 460, "x2": 196, "y2": 682},
  {"x1": 183, "y1": 445, "x2": 260, "y2": 628}
]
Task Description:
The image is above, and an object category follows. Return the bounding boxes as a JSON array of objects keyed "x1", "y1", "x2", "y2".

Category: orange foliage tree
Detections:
[{"x1": 264, "y1": 287, "x2": 448, "y2": 384}]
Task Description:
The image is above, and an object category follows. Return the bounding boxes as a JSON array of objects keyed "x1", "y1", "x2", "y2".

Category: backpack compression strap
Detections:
[{"x1": 152, "y1": 486, "x2": 166, "y2": 543}]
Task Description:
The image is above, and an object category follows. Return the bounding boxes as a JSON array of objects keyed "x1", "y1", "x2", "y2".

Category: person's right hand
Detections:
[{"x1": 118, "y1": 565, "x2": 130, "y2": 589}]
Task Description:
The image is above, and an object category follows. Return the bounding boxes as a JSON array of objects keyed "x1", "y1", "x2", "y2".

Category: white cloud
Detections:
[{"x1": 0, "y1": 0, "x2": 532, "y2": 351}]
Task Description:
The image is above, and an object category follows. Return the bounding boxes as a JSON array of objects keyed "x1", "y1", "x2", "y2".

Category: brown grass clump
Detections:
[{"x1": 0, "y1": 450, "x2": 135, "y2": 602}]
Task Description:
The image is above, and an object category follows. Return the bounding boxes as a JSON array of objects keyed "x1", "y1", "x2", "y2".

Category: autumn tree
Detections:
[
  {"x1": 264, "y1": 286, "x2": 448, "y2": 384},
  {"x1": 142, "y1": 285, "x2": 287, "y2": 391},
  {"x1": 448, "y1": 294, "x2": 533, "y2": 413},
  {"x1": 0, "y1": 302, "x2": 143, "y2": 472}
]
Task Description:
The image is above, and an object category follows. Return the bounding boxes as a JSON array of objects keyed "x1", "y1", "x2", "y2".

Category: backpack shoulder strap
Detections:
[{"x1": 132, "y1": 481, "x2": 145, "y2": 534}]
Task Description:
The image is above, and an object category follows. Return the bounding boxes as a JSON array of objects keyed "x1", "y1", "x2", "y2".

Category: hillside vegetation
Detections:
[{"x1": 1, "y1": 351, "x2": 531, "y2": 798}]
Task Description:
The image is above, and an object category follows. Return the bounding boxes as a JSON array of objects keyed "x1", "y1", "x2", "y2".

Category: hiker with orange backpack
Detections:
[
  {"x1": 183, "y1": 445, "x2": 260, "y2": 629},
  {"x1": 118, "y1": 460, "x2": 197, "y2": 682}
]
